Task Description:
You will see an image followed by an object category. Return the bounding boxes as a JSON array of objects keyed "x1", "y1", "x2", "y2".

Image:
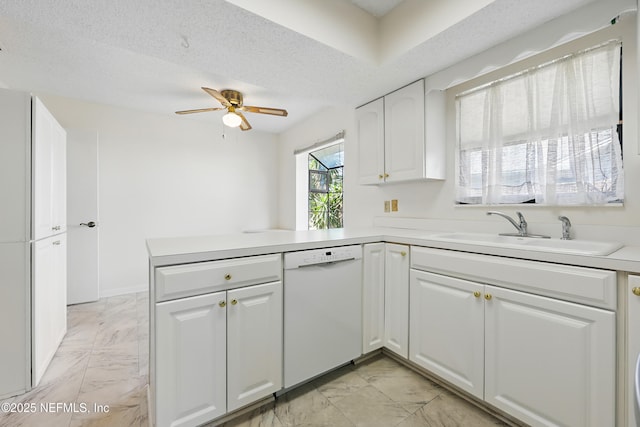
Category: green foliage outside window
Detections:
[{"x1": 308, "y1": 156, "x2": 343, "y2": 230}]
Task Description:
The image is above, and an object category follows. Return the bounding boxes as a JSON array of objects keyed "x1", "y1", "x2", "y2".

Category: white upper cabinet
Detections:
[
  {"x1": 384, "y1": 80, "x2": 425, "y2": 183},
  {"x1": 33, "y1": 97, "x2": 67, "y2": 239},
  {"x1": 357, "y1": 80, "x2": 445, "y2": 185},
  {"x1": 356, "y1": 98, "x2": 385, "y2": 185}
]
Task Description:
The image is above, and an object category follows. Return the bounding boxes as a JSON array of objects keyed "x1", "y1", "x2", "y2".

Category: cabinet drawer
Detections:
[
  {"x1": 155, "y1": 254, "x2": 282, "y2": 302},
  {"x1": 411, "y1": 246, "x2": 616, "y2": 310}
]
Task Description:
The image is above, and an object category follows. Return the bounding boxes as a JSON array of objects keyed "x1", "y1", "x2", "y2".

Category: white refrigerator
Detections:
[{"x1": 0, "y1": 89, "x2": 67, "y2": 399}]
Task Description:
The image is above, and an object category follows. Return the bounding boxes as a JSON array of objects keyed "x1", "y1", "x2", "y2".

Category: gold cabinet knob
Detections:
[
  {"x1": 231, "y1": 299, "x2": 238, "y2": 305},
  {"x1": 473, "y1": 291, "x2": 481, "y2": 298},
  {"x1": 224, "y1": 274, "x2": 232, "y2": 281},
  {"x1": 400, "y1": 251, "x2": 407, "y2": 257},
  {"x1": 633, "y1": 287, "x2": 640, "y2": 296},
  {"x1": 384, "y1": 173, "x2": 389, "y2": 178},
  {"x1": 378, "y1": 174, "x2": 384, "y2": 179},
  {"x1": 219, "y1": 301, "x2": 226, "y2": 308},
  {"x1": 484, "y1": 294, "x2": 492, "y2": 301}
]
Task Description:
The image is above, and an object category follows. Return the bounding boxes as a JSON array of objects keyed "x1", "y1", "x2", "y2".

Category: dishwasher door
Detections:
[{"x1": 284, "y1": 249, "x2": 362, "y2": 388}]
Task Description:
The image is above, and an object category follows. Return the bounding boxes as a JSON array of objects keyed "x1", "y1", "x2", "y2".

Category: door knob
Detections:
[{"x1": 80, "y1": 221, "x2": 96, "y2": 228}]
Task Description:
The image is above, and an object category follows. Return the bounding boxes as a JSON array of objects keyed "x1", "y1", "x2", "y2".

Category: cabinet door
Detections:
[
  {"x1": 32, "y1": 97, "x2": 66, "y2": 239},
  {"x1": 156, "y1": 292, "x2": 227, "y2": 427},
  {"x1": 362, "y1": 243, "x2": 385, "y2": 353},
  {"x1": 51, "y1": 123, "x2": 67, "y2": 234},
  {"x1": 484, "y1": 285, "x2": 615, "y2": 427},
  {"x1": 227, "y1": 282, "x2": 282, "y2": 412},
  {"x1": 627, "y1": 275, "x2": 640, "y2": 427},
  {"x1": 356, "y1": 98, "x2": 385, "y2": 185},
  {"x1": 384, "y1": 80, "x2": 425, "y2": 183},
  {"x1": 32, "y1": 97, "x2": 54, "y2": 240},
  {"x1": 409, "y1": 270, "x2": 484, "y2": 399},
  {"x1": 32, "y1": 234, "x2": 67, "y2": 387},
  {"x1": 384, "y1": 244, "x2": 409, "y2": 358}
]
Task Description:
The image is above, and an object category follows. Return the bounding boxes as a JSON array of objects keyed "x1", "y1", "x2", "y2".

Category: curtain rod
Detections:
[{"x1": 294, "y1": 130, "x2": 345, "y2": 155}]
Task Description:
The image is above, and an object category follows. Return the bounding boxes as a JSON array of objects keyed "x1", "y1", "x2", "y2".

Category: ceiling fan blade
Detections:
[
  {"x1": 237, "y1": 112, "x2": 252, "y2": 131},
  {"x1": 175, "y1": 107, "x2": 225, "y2": 115},
  {"x1": 201, "y1": 87, "x2": 231, "y2": 107},
  {"x1": 241, "y1": 105, "x2": 288, "y2": 117}
]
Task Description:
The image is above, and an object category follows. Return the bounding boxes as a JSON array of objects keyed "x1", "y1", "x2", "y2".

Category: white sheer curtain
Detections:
[{"x1": 456, "y1": 40, "x2": 623, "y2": 205}]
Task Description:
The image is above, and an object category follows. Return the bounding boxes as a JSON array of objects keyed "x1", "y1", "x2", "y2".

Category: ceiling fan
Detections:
[{"x1": 175, "y1": 87, "x2": 288, "y2": 131}]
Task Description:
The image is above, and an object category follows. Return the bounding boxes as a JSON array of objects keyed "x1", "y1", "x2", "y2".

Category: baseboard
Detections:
[{"x1": 99, "y1": 284, "x2": 148, "y2": 298}]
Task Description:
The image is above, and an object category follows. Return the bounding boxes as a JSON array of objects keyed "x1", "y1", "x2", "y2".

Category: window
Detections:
[
  {"x1": 456, "y1": 40, "x2": 623, "y2": 205},
  {"x1": 307, "y1": 142, "x2": 344, "y2": 229}
]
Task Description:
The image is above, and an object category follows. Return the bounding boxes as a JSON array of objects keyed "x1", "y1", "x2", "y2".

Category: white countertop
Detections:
[{"x1": 146, "y1": 227, "x2": 640, "y2": 273}]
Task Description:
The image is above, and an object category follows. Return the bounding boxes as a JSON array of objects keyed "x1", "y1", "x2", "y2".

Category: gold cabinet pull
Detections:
[
  {"x1": 224, "y1": 274, "x2": 232, "y2": 281},
  {"x1": 633, "y1": 287, "x2": 640, "y2": 296},
  {"x1": 400, "y1": 251, "x2": 407, "y2": 257},
  {"x1": 384, "y1": 173, "x2": 389, "y2": 178},
  {"x1": 231, "y1": 299, "x2": 238, "y2": 305},
  {"x1": 484, "y1": 294, "x2": 492, "y2": 301},
  {"x1": 219, "y1": 301, "x2": 226, "y2": 308},
  {"x1": 473, "y1": 291, "x2": 481, "y2": 298}
]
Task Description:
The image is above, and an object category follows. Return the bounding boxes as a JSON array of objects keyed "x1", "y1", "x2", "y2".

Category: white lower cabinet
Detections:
[
  {"x1": 484, "y1": 285, "x2": 615, "y2": 427},
  {"x1": 362, "y1": 243, "x2": 409, "y2": 357},
  {"x1": 410, "y1": 268, "x2": 615, "y2": 427},
  {"x1": 362, "y1": 243, "x2": 385, "y2": 353},
  {"x1": 383, "y1": 244, "x2": 409, "y2": 358},
  {"x1": 227, "y1": 283, "x2": 283, "y2": 411},
  {"x1": 627, "y1": 274, "x2": 640, "y2": 427},
  {"x1": 32, "y1": 234, "x2": 67, "y2": 387},
  {"x1": 409, "y1": 271, "x2": 484, "y2": 398},
  {"x1": 155, "y1": 281, "x2": 282, "y2": 427}
]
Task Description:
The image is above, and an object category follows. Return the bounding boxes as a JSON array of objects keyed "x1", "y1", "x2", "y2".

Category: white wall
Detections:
[
  {"x1": 39, "y1": 94, "x2": 279, "y2": 296},
  {"x1": 277, "y1": 0, "x2": 640, "y2": 241},
  {"x1": 276, "y1": 105, "x2": 379, "y2": 230}
]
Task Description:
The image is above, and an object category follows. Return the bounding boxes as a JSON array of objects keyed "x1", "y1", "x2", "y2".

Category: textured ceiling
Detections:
[{"x1": 0, "y1": 0, "x2": 601, "y2": 133}]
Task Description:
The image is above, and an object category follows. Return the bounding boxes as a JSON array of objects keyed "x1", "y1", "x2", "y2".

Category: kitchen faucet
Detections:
[
  {"x1": 486, "y1": 211, "x2": 550, "y2": 238},
  {"x1": 486, "y1": 211, "x2": 528, "y2": 236}
]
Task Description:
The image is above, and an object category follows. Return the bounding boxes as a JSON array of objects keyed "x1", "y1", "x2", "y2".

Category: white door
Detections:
[
  {"x1": 227, "y1": 282, "x2": 282, "y2": 412},
  {"x1": 409, "y1": 270, "x2": 484, "y2": 399},
  {"x1": 383, "y1": 243, "x2": 409, "y2": 358},
  {"x1": 156, "y1": 292, "x2": 227, "y2": 427},
  {"x1": 484, "y1": 285, "x2": 615, "y2": 427},
  {"x1": 66, "y1": 129, "x2": 99, "y2": 304}
]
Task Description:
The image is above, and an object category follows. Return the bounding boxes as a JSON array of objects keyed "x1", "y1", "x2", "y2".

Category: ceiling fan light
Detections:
[{"x1": 222, "y1": 111, "x2": 242, "y2": 128}]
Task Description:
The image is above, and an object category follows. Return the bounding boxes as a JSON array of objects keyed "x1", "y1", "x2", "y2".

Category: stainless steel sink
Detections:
[{"x1": 429, "y1": 232, "x2": 623, "y2": 256}]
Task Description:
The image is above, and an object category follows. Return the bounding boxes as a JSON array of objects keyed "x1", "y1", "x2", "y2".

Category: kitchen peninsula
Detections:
[{"x1": 147, "y1": 227, "x2": 640, "y2": 427}]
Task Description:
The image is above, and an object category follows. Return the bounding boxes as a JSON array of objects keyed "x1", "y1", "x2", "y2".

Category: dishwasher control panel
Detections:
[{"x1": 284, "y1": 245, "x2": 363, "y2": 269}]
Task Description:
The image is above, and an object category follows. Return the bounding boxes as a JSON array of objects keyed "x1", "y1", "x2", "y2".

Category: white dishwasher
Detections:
[{"x1": 283, "y1": 245, "x2": 362, "y2": 388}]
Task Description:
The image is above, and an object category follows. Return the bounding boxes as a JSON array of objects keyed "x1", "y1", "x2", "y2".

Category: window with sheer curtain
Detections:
[{"x1": 456, "y1": 40, "x2": 623, "y2": 206}]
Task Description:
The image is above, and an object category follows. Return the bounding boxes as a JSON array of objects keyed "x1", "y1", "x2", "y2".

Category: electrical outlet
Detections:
[
  {"x1": 384, "y1": 201, "x2": 390, "y2": 213},
  {"x1": 391, "y1": 199, "x2": 398, "y2": 212}
]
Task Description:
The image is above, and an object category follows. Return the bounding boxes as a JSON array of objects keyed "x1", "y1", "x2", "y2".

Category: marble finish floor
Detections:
[
  {"x1": 220, "y1": 356, "x2": 508, "y2": 427},
  {"x1": 0, "y1": 293, "x2": 149, "y2": 427},
  {"x1": 1, "y1": 292, "x2": 508, "y2": 427}
]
